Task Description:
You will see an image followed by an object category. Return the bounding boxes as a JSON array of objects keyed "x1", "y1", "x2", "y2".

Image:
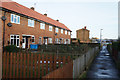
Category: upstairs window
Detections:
[
  {"x1": 65, "y1": 30, "x2": 67, "y2": 35},
  {"x1": 68, "y1": 31, "x2": 70, "y2": 35},
  {"x1": 11, "y1": 14, "x2": 20, "y2": 24},
  {"x1": 40, "y1": 23, "x2": 45, "y2": 30},
  {"x1": 61, "y1": 29, "x2": 63, "y2": 34},
  {"x1": 28, "y1": 19, "x2": 34, "y2": 27},
  {"x1": 56, "y1": 28, "x2": 59, "y2": 33},
  {"x1": 49, "y1": 25, "x2": 53, "y2": 31}
]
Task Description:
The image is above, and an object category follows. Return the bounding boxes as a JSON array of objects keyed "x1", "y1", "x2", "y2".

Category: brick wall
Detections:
[
  {"x1": 76, "y1": 29, "x2": 90, "y2": 43},
  {"x1": 2, "y1": 10, "x2": 71, "y2": 48}
]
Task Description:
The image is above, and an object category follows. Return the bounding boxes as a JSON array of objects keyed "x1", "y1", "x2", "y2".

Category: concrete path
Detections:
[{"x1": 87, "y1": 46, "x2": 120, "y2": 79}]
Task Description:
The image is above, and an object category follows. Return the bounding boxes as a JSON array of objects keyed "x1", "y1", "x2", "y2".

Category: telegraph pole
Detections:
[{"x1": 100, "y1": 29, "x2": 103, "y2": 46}]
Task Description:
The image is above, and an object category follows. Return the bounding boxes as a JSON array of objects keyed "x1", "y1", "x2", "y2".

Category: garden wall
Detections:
[{"x1": 73, "y1": 47, "x2": 99, "y2": 78}]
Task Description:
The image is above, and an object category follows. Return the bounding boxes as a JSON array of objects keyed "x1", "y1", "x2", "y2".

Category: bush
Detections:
[{"x1": 4, "y1": 45, "x2": 20, "y2": 53}]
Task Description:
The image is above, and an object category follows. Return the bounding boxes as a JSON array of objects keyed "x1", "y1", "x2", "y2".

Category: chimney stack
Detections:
[
  {"x1": 30, "y1": 7, "x2": 35, "y2": 10},
  {"x1": 44, "y1": 13, "x2": 47, "y2": 16},
  {"x1": 84, "y1": 26, "x2": 86, "y2": 29},
  {"x1": 56, "y1": 20, "x2": 59, "y2": 22}
]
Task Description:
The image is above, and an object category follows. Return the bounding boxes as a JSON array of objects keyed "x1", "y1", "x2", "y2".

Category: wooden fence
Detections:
[{"x1": 2, "y1": 52, "x2": 71, "y2": 79}]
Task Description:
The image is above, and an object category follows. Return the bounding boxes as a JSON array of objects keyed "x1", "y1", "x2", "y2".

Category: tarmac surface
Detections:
[{"x1": 86, "y1": 46, "x2": 120, "y2": 80}]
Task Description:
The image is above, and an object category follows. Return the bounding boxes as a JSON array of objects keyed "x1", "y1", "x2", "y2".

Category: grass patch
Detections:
[{"x1": 79, "y1": 71, "x2": 87, "y2": 80}]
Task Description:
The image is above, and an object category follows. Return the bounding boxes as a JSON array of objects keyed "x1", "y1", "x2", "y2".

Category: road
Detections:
[{"x1": 86, "y1": 46, "x2": 120, "y2": 79}]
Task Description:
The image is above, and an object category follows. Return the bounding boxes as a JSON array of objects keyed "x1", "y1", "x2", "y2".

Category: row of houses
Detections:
[{"x1": 0, "y1": 0, "x2": 72, "y2": 49}]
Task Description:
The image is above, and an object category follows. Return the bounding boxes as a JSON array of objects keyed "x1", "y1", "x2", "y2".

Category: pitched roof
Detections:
[{"x1": 0, "y1": 0, "x2": 71, "y2": 31}]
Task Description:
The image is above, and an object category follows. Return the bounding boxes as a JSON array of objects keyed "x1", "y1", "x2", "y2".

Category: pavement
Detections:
[{"x1": 86, "y1": 46, "x2": 120, "y2": 80}]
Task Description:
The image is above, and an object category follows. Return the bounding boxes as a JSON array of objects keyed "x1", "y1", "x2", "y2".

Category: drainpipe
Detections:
[{"x1": 1, "y1": 11, "x2": 6, "y2": 53}]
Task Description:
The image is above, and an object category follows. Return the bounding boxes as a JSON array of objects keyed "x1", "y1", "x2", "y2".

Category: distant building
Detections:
[
  {"x1": 71, "y1": 38, "x2": 80, "y2": 45},
  {"x1": 91, "y1": 37, "x2": 99, "y2": 43},
  {"x1": 76, "y1": 26, "x2": 90, "y2": 43}
]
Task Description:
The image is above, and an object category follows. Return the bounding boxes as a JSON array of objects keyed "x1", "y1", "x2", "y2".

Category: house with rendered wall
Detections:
[{"x1": 0, "y1": 0, "x2": 72, "y2": 49}]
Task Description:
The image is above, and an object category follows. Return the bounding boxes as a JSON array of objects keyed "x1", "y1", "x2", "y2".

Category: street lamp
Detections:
[{"x1": 100, "y1": 29, "x2": 103, "y2": 46}]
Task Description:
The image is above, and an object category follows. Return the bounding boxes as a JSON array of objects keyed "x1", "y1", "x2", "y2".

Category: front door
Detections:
[
  {"x1": 26, "y1": 37, "x2": 28, "y2": 48},
  {"x1": 22, "y1": 37, "x2": 26, "y2": 48},
  {"x1": 22, "y1": 37, "x2": 29, "y2": 49},
  {"x1": 45, "y1": 39, "x2": 47, "y2": 45},
  {"x1": 39, "y1": 37, "x2": 42, "y2": 45}
]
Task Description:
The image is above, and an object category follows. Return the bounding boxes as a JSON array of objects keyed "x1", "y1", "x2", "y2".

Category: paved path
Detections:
[{"x1": 87, "y1": 46, "x2": 120, "y2": 79}]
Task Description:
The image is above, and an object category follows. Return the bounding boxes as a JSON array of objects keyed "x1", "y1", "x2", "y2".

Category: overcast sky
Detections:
[{"x1": 12, "y1": 0, "x2": 119, "y2": 39}]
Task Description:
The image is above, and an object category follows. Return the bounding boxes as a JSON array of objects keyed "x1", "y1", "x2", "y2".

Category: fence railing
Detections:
[{"x1": 2, "y1": 52, "x2": 71, "y2": 79}]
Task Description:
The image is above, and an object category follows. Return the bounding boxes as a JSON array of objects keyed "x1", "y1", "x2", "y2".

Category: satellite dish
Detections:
[{"x1": 7, "y1": 23, "x2": 12, "y2": 27}]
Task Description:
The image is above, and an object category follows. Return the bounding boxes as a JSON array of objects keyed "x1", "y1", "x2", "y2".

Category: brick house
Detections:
[
  {"x1": 76, "y1": 26, "x2": 90, "y2": 43},
  {"x1": 0, "y1": 0, "x2": 71, "y2": 48}
]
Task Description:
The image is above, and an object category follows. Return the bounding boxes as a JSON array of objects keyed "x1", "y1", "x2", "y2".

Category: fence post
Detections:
[
  {"x1": 13, "y1": 53, "x2": 16, "y2": 78},
  {"x1": 58, "y1": 56, "x2": 61, "y2": 68},
  {"x1": 49, "y1": 55, "x2": 53, "y2": 72},
  {"x1": 27, "y1": 54, "x2": 30, "y2": 78},
  {"x1": 6, "y1": 52, "x2": 9, "y2": 78},
  {"x1": 10, "y1": 53, "x2": 13, "y2": 78},
  {"x1": 30, "y1": 53, "x2": 33, "y2": 78},
  {"x1": 53, "y1": 55, "x2": 56, "y2": 70},
  {"x1": 23, "y1": 53, "x2": 26, "y2": 78},
  {"x1": 38, "y1": 54, "x2": 40, "y2": 78},
  {"x1": 16, "y1": 53, "x2": 19, "y2": 78},
  {"x1": 34, "y1": 54, "x2": 37, "y2": 78},
  {"x1": 63, "y1": 56, "x2": 66, "y2": 65},
  {"x1": 42, "y1": 54, "x2": 44, "y2": 76},
  {"x1": 46, "y1": 54, "x2": 48, "y2": 75},
  {"x1": 20, "y1": 53, "x2": 23, "y2": 78}
]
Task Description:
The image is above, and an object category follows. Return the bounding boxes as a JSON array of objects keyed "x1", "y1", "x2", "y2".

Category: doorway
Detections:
[{"x1": 22, "y1": 36, "x2": 29, "y2": 49}]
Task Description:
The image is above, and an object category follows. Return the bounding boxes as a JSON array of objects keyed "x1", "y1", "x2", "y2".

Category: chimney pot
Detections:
[
  {"x1": 30, "y1": 7, "x2": 35, "y2": 10},
  {"x1": 44, "y1": 13, "x2": 47, "y2": 16}
]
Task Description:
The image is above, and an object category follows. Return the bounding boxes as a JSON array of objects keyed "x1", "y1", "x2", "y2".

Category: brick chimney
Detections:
[
  {"x1": 56, "y1": 20, "x2": 59, "y2": 22},
  {"x1": 44, "y1": 13, "x2": 47, "y2": 16},
  {"x1": 84, "y1": 26, "x2": 86, "y2": 29},
  {"x1": 30, "y1": 7, "x2": 35, "y2": 10}
]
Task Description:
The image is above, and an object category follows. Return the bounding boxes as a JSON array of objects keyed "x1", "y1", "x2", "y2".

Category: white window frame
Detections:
[
  {"x1": 28, "y1": 19, "x2": 34, "y2": 27},
  {"x1": 56, "y1": 28, "x2": 59, "y2": 33},
  {"x1": 49, "y1": 25, "x2": 53, "y2": 31},
  {"x1": 65, "y1": 30, "x2": 67, "y2": 35},
  {"x1": 11, "y1": 14, "x2": 20, "y2": 24},
  {"x1": 10, "y1": 35, "x2": 20, "y2": 47},
  {"x1": 48, "y1": 38, "x2": 52, "y2": 43},
  {"x1": 40, "y1": 23, "x2": 45, "y2": 30},
  {"x1": 61, "y1": 29, "x2": 63, "y2": 34},
  {"x1": 68, "y1": 31, "x2": 70, "y2": 35}
]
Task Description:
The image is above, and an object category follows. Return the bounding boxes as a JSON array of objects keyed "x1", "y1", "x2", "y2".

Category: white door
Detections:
[
  {"x1": 45, "y1": 39, "x2": 47, "y2": 45},
  {"x1": 22, "y1": 37, "x2": 26, "y2": 48}
]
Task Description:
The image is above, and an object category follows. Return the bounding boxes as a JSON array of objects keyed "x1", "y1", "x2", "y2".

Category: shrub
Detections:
[{"x1": 4, "y1": 45, "x2": 20, "y2": 53}]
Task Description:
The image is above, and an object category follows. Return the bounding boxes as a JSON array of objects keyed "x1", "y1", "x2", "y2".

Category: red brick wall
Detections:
[
  {"x1": 2, "y1": 10, "x2": 71, "y2": 47},
  {"x1": 43, "y1": 61, "x2": 73, "y2": 78}
]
